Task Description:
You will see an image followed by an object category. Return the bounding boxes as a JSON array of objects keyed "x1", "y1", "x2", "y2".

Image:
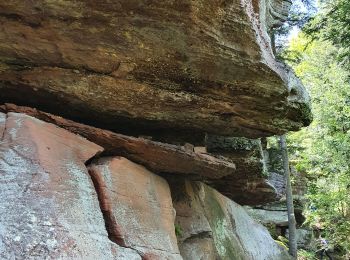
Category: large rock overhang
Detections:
[{"x1": 0, "y1": 0, "x2": 312, "y2": 139}]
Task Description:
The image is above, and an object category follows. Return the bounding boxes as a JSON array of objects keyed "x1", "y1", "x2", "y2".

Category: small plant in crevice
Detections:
[{"x1": 174, "y1": 223, "x2": 183, "y2": 238}]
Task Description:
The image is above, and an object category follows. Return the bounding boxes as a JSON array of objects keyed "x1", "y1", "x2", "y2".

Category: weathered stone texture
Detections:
[
  {"x1": 245, "y1": 207, "x2": 289, "y2": 226},
  {"x1": 171, "y1": 180, "x2": 291, "y2": 260},
  {"x1": 0, "y1": 104, "x2": 237, "y2": 181},
  {"x1": 1, "y1": 104, "x2": 286, "y2": 205},
  {"x1": 0, "y1": 113, "x2": 141, "y2": 259},
  {"x1": 88, "y1": 156, "x2": 182, "y2": 259},
  {"x1": 0, "y1": 112, "x2": 296, "y2": 259},
  {"x1": 295, "y1": 229, "x2": 312, "y2": 249},
  {"x1": 264, "y1": 0, "x2": 292, "y2": 30},
  {"x1": 0, "y1": 0, "x2": 311, "y2": 139},
  {"x1": 205, "y1": 135, "x2": 278, "y2": 205}
]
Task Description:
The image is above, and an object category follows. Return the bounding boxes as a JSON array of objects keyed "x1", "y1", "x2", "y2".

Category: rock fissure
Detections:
[
  {"x1": 0, "y1": 12, "x2": 42, "y2": 28},
  {"x1": 0, "y1": 104, "x2": 294, "y2": 259},
  {"x1": 86, "y1": 162, "x2": 127, "y2": 247},
  {"x1": 0, "y1": 103, "x2": 234, "y2": 178},
  {"x1": 86, "y1": 157, "x2": 182, "y2": 259},
  {"x1": 0, "y1": 103, "x2": 284, "y2": 204},
  {"x1": 0, "y1": 113, "x2": 8, "y2": 142},
  {"x1": 182, "y1": 231, "x2": 212, "y2": 243},
  {"x1": 85, "y1": 157, "x2": 166, "y2": 260}
]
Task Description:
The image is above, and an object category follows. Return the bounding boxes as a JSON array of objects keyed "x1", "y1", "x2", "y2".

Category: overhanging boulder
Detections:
[{"x1": 0, "y1": 0, "x2": 311, "y2": 140}]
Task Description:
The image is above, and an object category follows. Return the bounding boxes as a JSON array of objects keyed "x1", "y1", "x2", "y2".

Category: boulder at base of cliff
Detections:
[
  {"x1": 0, "y1": 112, "x2": 141, "y2": 259},
  {"x1": 0, "y1": 112, "x2": 293, "y2": 259},
  {"x1": 170, "y1": 180, "x2": 292, "y2": 260}
]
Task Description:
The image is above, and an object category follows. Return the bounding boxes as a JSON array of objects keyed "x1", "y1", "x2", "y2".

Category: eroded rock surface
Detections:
[
  {"x1": 295, "y1": 229, "x2": 312, "y2": 249},
  {"x1": 1, "y1": 104, "x2": 285, "y2": 205},
  {"x1": 0, "y1": 113, "x2": 141, "y2": 259},
  {"x1": 264, "y1": 0, "x2": 292, "y2": 30},
  {"x1": 0, "y1": 103, "x2": 236, "y2": 180},
  {"x1": 171, "y1": 180, "x2": 291, "y2": 260},
  {"x1": 0, "y1": 0, "x2": 311, "y2": 140},
  {"x1": 245, "y1": 207, "x2": 289, "y2": 226},
  {"x1": 0, "y1": 112, "x2": 296, "y2": 259},
  {"x1": 205, "y1": 135, "x2": 278, "y2": 205},
  {"x1": 88, "y1": 156, "x2": 182, "y2": 259}
]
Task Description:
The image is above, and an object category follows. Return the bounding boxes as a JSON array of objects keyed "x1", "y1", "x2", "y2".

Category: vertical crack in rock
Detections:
[
  {"x1": 0, "y1": 113, "x2": 8, "y2": 142},
  {"x1": 84, "y1": 156, "x2": 147, "y2": 259},
  {"x1": 84, "y1": 156, "x2": 180, "y2": 260},
  {"x1": 0, "y1": 113, "x2": 146, "y2": 259},
  {"x1": 84, "y1": 156, "x2": 127, "y2": 247}
]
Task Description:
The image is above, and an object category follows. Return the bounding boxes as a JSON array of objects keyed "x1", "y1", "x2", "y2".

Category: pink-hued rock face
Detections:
[
  {"x1": 0, "y1": 113, "x2": 141, "y2": 259},
  {"x1": 88, "y1": 157, "x2": 182, "y2": 259}
]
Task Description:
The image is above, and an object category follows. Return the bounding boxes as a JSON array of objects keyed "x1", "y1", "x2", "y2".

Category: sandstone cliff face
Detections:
[
  {"x1": 0, "y1": 113, "x2": 290, "y2": 259},
  {"x1": 0, "y1": 0, "x2": 310, "y2": 259},
  {"x1": 0, "y1": 0, "x2": 311, "y2": 140}
]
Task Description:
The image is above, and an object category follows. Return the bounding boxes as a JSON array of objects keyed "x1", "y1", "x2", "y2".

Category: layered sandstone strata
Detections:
[{"x1": 0, "y1": 0, "x2": 311, "y2": 141}]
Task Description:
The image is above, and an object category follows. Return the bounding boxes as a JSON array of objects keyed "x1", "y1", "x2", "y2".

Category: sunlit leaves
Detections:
[
  {"x1": 284, "y1": 34, "x2": 350, "y2": 254},
  {"x1": 304, "y1": 0, "x2": 350, "y2": 68}
]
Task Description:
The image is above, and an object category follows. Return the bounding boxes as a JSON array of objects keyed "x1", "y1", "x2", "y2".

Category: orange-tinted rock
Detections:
[
  {"x1": 170, "y1": 180, "x2": 291, "y2": 260},
  {"x1": 0, "y1": 113, "x2": 141, "y2": 259},
  {"x1": 88, "y1": 157, "x2": 182, "y2": 259}
]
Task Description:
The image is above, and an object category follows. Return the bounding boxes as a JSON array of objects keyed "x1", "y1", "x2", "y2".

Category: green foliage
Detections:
[
  {"x1": 304, "y1": 0, "x2": 350, "y2": 68},
  {"x1": 273, "y1": 0, "x2": 316, "y2": 53},
  {"x1": 283, "y1": 34, "x2": 350, "y2": 255},
  {"x1": 277, "y1": 235, "x2": 289, "y2": 245},
  {"x1": 265, "y1": 223, "x2": 278, "y2": 239},
  {"x1": 297, "y1": 249, "x2": 317, "y2": 260},
  {"x1": 175, "y1": 223, "x2": 183, "y2": 237},
  {"x1": 275, "y1": 239, "x2": 289, "y2": 251}
]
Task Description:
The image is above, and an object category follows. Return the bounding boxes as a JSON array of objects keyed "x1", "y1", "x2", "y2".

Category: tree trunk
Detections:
[{"x1": 279, "y1": 135, "x2": 297, "y2": 258}]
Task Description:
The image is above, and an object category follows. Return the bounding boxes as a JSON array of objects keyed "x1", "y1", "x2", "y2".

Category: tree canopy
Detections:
[{"x1": 304, "y1": 0, "x2": 350, "y2": 67}]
